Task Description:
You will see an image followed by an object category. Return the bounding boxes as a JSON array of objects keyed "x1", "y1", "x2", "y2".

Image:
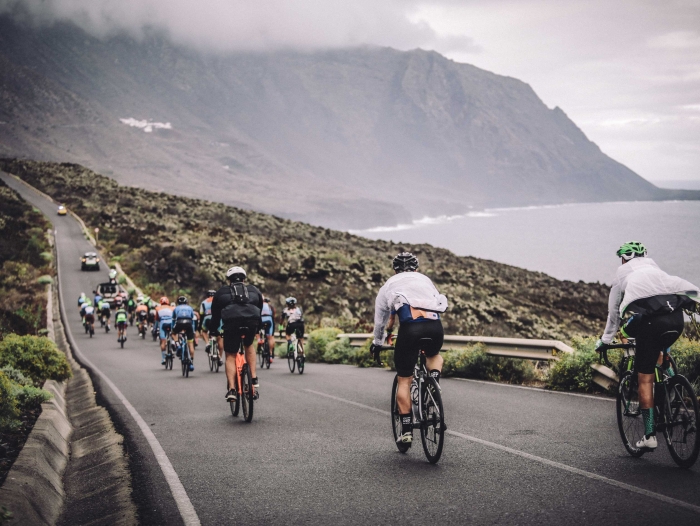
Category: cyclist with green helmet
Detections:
[
  {"x1": 115, "y1": 304, "x2": 129, "y2": 344},
  {"x1": 596, "y1": 241, "x2": 699, "y2": 450}
]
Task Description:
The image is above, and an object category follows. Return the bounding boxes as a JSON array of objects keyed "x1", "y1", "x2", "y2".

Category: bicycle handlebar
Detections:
[
  {"x1": 371, "y1": 345, "x2": 394, "y2": 366},
  {"x1": 598, "y1": 342, "x2": 634, "y2": 368}
]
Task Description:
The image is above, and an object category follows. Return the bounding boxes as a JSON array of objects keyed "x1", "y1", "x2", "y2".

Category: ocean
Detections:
[{"x1": 352, "y1": 200, "x2": 700, "y2": 287}]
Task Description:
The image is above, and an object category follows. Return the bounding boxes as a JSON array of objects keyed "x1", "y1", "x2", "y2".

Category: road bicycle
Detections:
[
  {"x1": 286, "y1": 332, "x2": 304, "y2": 374},
  {"x1": 83, "y1": 316, "x2": 95, "y2": 337},
  {"x1": 151, "y1": 321, "x2": 158, "y2": 341},
  {"x1": 229, "y1": 327, "x2": 255, "y2": 422},
  {"x1": 207, "y1": 334, "x2": 221, "y2": 373},
  {"x1": 601, "y1": 342, "x2": 699, "y2": 468},
  {"x1": 375, "y1": 339, "x2": 446, "y2": 464},
  {"x1": 175, "y1": 331, "x2": 192, "y2": 378},
  {"x1": 137, "y1": 315, "x2": 148, "y2": 339},
  {"x1": 162, "y1": 325, "x2": 174, "y2": 370},
  {"x1": 258, "y1": 323, "x2": 271, "y2": 370}
]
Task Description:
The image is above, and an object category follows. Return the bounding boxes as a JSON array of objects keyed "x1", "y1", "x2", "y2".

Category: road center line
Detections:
[
  {"x1": 305, "y1": 388, "x2": 700, "y2": 516},
  {"x1": 54, "y1": 227, "x2": 201, "y2": 526}
]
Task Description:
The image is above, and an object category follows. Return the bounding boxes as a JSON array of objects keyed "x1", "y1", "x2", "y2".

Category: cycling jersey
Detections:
[
  {"x1": 200, "y1": 297, "x2": 213, "y2": 317},
  {"x1": 115, "y1": 308, "x2": 128, "y2": 324},
  {"x1": 283, "y1": 307, "x2": 303, "y2": 324},
  {"x1": 173, "y1": 304, "x2": 195, "y2": 322},
  {"x1": 156, "y1": 305, "x2": 174, "y2": 323},
  {"x1": 83, "y1": 305, "x2": 95, "y2": 316},
  {"x1": 602, "y1": 258, "x2": 699, "y2": 344},
  {"x1": 373, "y1": 271, "x2": 448, "y2": 346}
]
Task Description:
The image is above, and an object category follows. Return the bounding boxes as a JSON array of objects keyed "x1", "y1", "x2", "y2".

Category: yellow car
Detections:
[{"x1": 57, "y1": 205, "x2": 67, "y2": 216}]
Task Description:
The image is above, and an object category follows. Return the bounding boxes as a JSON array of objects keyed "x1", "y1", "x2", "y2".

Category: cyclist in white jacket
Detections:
[
  {"x1": 596, "y1": 241, "x2": 699, "y2": 450},
  {"x1": 371, "y1": 252, "x2": 448, "y2": 445}
]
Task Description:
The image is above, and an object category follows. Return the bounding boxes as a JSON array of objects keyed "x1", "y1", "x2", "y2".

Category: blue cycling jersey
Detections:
[{"x1": 173, "y1": 304, "x2": 194, "y2": 321}]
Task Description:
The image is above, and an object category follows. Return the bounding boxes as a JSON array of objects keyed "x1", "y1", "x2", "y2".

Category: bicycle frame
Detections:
[
  {"x1": 411, "y1": 352, "x2": 441, "y2": 429},
  {"x1": 232, "y1": 335, "x2": 255, "y2": 397}
]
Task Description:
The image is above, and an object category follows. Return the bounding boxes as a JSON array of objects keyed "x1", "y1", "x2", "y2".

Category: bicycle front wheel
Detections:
[
  {"x1": 242, "y1": 365, "x2": 254, "y2": 423},
  {"x1": 258, "y1": 346, "x2": 264, "y2": 368},
  {"x1": 616, "y1": 371, "x2": 646, "y2": 457},
  {"x1": 664, "y1": 375, "x2": 700, "y2": 468},
  {"x1": 391, "y1": 375, "x2": 410, "y2": 454},
  {"x1": 231, "y1": 375, "x2": 241, "y2": 417},
  {"x1": 420, "y1": 377, "x2": 445, "y2": 464}
]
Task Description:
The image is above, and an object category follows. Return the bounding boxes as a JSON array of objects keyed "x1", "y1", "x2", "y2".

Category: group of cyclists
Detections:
[{"x1": 76, "y1": 244, "x2": 699, "y2": 456}]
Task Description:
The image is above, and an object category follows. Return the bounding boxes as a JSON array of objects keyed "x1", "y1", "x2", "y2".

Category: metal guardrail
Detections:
[{"x1": 338, "y1": 333, "x2": 617, "y2": 389}]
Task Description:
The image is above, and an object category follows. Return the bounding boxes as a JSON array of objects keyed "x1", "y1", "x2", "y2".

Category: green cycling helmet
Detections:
[{"x1": 616, "y1": 241, "x2": 647, "y2": 260}]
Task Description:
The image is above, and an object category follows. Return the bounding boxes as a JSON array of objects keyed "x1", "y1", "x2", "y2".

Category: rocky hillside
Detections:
[
  {"x1": 1, "y1": 159, "x2": 609, "y2": 340},
  {"x1": 1, "y1": 15, "x2": 696, "y2": 229}
]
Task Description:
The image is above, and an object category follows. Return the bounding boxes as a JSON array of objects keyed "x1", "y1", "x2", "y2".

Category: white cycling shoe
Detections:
[
  {"x1": 636, "y1": 434, "x2": 657, "y2": 450},
  {"x1": 396, "y1": 432, "x2": 413, "y2": 444}
]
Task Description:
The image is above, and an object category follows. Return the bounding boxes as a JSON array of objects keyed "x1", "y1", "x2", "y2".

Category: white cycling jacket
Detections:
[
  {"x1": 373, "y1": 271, "x2": 448, "y2": 345},
  {"x1": 602, "y1": 257, "x2": 699, "y2": 343}
]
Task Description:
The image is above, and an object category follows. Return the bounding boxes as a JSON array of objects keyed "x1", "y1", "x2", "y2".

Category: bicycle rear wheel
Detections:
[
  {"x1": 391, "y1": 375, "x2": 410, "y2": 454},
  {"x1": 616, "y1": 371, "x2": 646, "y2": 457},
  {"x1": 664, "y1": 375, "x2": 700, "y2": 468},
  {"x1": 231, "y1": 375, "x2": 241, "y2": 417},
  {"x1": 420, "y1": 377, "x2": 445, "y2": 464},
  {"x1": 242, "y1": 365, "x2": 254, "y2": 422},
  {"x1": 297, "y1": 342, "x2": 305, "y2": 374},
  {"x1": 258, "y1": 346, "x2": 264, "y2": 368},
  {"x1": 288, "y1": 347, "x2": 296, "y2": 373}
]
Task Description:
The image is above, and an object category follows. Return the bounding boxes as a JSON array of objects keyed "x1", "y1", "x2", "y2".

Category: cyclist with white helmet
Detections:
[
  {"x1": 210, "y1": 267, "x2": 263, "y2": 402},
  {"x1": 596, "y1": 241, "x2": 699, "y2": 450},
  {"x1": 155, "y1": 297, "x2": 174, "y2": 365},
  {"x1": 173, "y1": 296, "x2": 196, "y2": 371},
  {"x1": 282, "y1": 297, "x2": 304, "y2": 355},
  {"x1": 370, "y1": 252, "x2": 448, "y2": 445},
  {"x1": 261, "y1": 296, "x2": 276, "y2": 361}
]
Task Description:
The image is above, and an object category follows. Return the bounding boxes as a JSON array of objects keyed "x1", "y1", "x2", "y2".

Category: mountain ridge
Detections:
[{"x1": 0, "y1": 15, "x2": 697, "y2": 229}]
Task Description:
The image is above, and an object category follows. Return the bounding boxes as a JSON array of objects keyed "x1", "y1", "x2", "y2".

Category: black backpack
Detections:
[{"x1": 229, "y1": 282, "x2": 249, "y2": 305}]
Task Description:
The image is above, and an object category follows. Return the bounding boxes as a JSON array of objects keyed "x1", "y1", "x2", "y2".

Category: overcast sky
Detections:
[{"x1": 3, "y1": 0, "x2": 699, "y2": 184}]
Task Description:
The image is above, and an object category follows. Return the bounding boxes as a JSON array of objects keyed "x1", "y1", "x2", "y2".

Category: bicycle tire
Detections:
[
  {"x1": 264, "y1": 340, "x2": 271, "y2": 369},
  {"x1": 242, "y1": 365, "x2": 254, "y2": 422},
  {"x1": 391, "y1": 375, "x2": 410, "y2": 453},
  {"x1": 209, "y1": 349, "x2": 214, "y2": 371},
  {"x1": 664, "y1": 374, "x2": 700, "y2": 468},
  {"x1": 297, "y1": 342, "x2": 305, "y2": 374},
  {"x1": 288, "y1": 348, "x2": 295, "y2": 373},
  {"x1": 420, "y1": 377, "x2": 445, "y2": 464},
  {"x1": 120, "y1": 337, "x2": 124, "y2": 348},
  {"x1": 231, "y1": 375, "x2": 241, "y2": 417},
  {"x1": 214, "y1": 353, "x2": 220, "y2": 373},
  {"x1": 616, "y1": 371, "x2": 646, "y2": 458}
]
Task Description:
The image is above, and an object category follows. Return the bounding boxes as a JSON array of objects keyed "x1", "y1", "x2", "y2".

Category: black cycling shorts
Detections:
[
  {"x1": 101, "y1": 309, "x2": 111, "y2": 319},
  {"x1": 394, "y1": 320, "x2": 444, "y2": 377},
  {"x1": 173, "y1": 320, "x2": 195, "y2": 342},
  {"x1": 622, "y1": 309, "x2": 684, "y2": 375},
  {"x1": 223, "y1": 319, "x2": 259, "y2": 353},
  {"x1": 286, "y1": 321, "x2": 305, "y2": 339}
]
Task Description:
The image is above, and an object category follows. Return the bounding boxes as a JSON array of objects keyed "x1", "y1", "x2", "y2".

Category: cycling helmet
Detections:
[
  {"x1": 160, "y1": 296, "x2": 169, "y2": 305},
  {"x1": 263, "y1": 296, "x2": 270, "y2": 303},
  {"x1": 616, "y1": 241, "x2": 647, "y2": 261},
  {"x1": 226, "y1": 266, "x2": 246, "y2": 282},
  {"x1": 286, "y1": 297, "x2": 297, "y2": 306},
  {"x1": 109, "y1": 269, "x2": 117, "y2": 280},
  {"x1": 392, "y1": 252, "x2": 419, "y2": 272},
  {"x1": 207, "y1": 289, "x2": 216, "y2": 297},
  {"x1": 177, "y1": 296, "x2": 188, "y2": 305},
  {"x1": 137, "y1": 295, "x2": 144, "y2": 303}
]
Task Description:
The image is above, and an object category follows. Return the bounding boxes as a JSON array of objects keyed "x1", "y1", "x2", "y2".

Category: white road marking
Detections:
[
  {"x1": 53, "y1": 220, "x2": 201, "y2": 526},
  {"x1": 452, "y1": 377, "x2": 615, "y2": 402},
  {"x1": 306, "y1": 389, "x2": 700, "y2": 516}
]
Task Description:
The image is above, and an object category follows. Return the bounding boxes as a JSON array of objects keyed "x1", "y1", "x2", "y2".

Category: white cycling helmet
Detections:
[
  {"x1": 226, "y1": 266, "x2": 246, "y2": 281},
  {"x1": 108, "y1": 268, "x2": 117, "y2": 279}
]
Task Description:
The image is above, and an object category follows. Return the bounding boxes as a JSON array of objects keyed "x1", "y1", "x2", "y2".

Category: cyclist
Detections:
[
  {"x1": 596, "y1": 241, "x2": 699, "y2": 450},
  {"x1": 199, "y1": 290, "x2": 216, "y2": 345},
  {"x1": 98, "y1": 298, "x2": 112, "y2": 332},
  {"x1": 83, "y1": 302, "x2": 95, "y2": 334},
  {"x1": 108, "y1": 268, "x2": 118, "y2": 282},
  {"x1": 80, "y1": 298, "x2": 92, "y2": 326},
  {"x1": 370, "y1": 252, "x2": 448, "y2": 445},
  {"x1": 155, "y1": 297, "x2": 174, "y2": 365},
  {"x1": 93, "y1": 289, "x2": 103, "y2": 307},
  {"x1": 210, "y1": 266, "x2": 263, "y2": 402},
  {"x1": 261, "y1": 296, "x2": 276, "y2": 362},
  {"x1": 127, "y1": 294, "x2": 136, "y2": 325},
  {"x1": 173, "y1": 296, "x2": 196, "y2": 371},
  {"x1": 115, "y1": 304, "x2": 128, "y2": 343},
  {"x1": 78, "y1": 292, "x2": 87, "y2": 309},
  {"x1": 282, "y1": 297, "x2": 304, "y2": 356},
  {"x1": 135, "y1": 299, "x2": 149, "y2": 336}
]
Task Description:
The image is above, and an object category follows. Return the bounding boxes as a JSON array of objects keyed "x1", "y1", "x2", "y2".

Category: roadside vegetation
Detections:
[{"x1": 0, "y1": 180, "x2": 72, "y2": 489}]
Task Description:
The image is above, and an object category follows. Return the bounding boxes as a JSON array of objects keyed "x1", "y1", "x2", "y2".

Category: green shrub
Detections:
[
  {"x1": 442, "y1": 344, "x2": 536, "y2": 384},
  {"x1": 13, "y1": 384, "x2": 52, "y2": 410},
  {"x1": 118, "y1": 275, "x2": 127, "y2": 285},
  {"x1": 307, "y1": 328, "x2": 342, "y2": 362},
  {"x1": 1, "y1": 505, "x2": 13, "y2": 525},
  {"x1": 40, "y1": 251, "x2": 53, "y2": 261},
  {"x1": 322, "y1": 338, "x2": 355, "y2": 364},
  {"x1": 546, "y1": 336, "x2": 597, "y2": 392},
  {"x1": 1, "y1": 365, "x2": 33, "y2": 386},
  {"x1": 0, "y1": 334, "x2": 71, "y2": 385},
  {"x1": 670, "y1": 337, "x2": 700, "y2": 386},
  {"x1": 0, "y1": 370, "x2": 19, "y2": 432},
  {"x1": 37, "y1": 275, "x2": 53, "y2": 284}
]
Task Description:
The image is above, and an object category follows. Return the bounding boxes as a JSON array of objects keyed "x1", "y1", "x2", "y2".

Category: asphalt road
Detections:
[{"x1": 3, "y1": 171, "x2": 700, "y2": 525}]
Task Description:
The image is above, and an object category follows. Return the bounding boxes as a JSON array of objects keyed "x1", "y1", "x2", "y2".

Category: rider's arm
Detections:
[
  {"x1": 372, "y1": 285, "x2": 391, "y2": 346},
  {"x1": 601, "y1": 279, "x2": 623, "y2": 344},
  {"x1": 209, "y1": 292, "x2": 222, "y2": 333}
]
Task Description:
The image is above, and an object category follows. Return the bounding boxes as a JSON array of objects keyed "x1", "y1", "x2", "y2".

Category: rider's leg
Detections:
[
  {"x1": 225, "y1": 352, "x2": 237, "y2": 391},
  {"x1": 217, "y1": 335, "x2": 224, "y2": 360},
  {"x1": 426, "y1": 353, "x2": 444, "y2": 373},
  {"x1": 396, "y1": 375, "x2": 412, "y2": 414},
  {"x1": 245, "y1": 343, "x2": 257, "y2": 380},
  {"x1": 268, "y1": 335, "x2": 275, "y2": 357},
  {"x1": 188, "y1": 340, "x2": 195, "y2": 360}
]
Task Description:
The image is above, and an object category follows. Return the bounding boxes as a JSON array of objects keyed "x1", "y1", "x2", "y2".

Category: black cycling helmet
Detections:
[
  {"x1": 177, "y1": 296, "x2": 188, "y2": 305},
  {"x1": 207, "y1": 289, "x2": 216, "y2": 297},
  {"x1": 392, "y1": 252, "x2": 419, "y2": 273}
]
